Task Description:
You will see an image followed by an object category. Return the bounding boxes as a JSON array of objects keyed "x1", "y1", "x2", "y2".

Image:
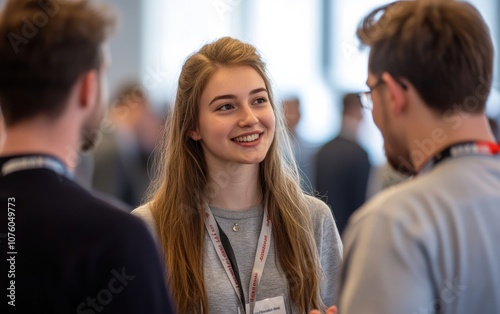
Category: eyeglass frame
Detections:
[
  {"x1": 358, "y1": 79, "x2": 385, "y2": 111},
  {"x1": 357, "y1": 78, "x2": 407, "y2": 111}
]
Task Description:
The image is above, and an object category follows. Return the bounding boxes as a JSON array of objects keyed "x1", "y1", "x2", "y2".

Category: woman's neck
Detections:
[{"x1": 207, "y1": 163, "x2": 262, "y2": 211}]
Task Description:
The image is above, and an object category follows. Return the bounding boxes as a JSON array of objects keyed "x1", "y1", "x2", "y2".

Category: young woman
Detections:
[{"x1": 132, "y1": 37, "x2": 342, "y2": 314}]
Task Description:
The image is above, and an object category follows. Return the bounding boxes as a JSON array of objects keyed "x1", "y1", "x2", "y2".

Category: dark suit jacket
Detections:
[
  {"x1": 314, "y1": 136, "x2": 371, "y2": 235},
  {"x1": 92, "y1": 132, "x2": 152, "y2": 208},
  {"x1": 0, "y1": 155, "x2": 175, "y2": 314}
]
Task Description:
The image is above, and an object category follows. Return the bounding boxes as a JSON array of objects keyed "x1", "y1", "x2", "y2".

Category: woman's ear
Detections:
[{"x1": 190, "y1": 130, "x2": 201, "y2": 141}]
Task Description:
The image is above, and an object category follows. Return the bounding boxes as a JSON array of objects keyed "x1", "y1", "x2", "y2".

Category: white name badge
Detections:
[{"x1": 238, "y1": 296, "x2": 287, "y2": 314}]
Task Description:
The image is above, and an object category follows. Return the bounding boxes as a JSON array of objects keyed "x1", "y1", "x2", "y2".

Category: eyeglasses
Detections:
[
  {"x1": 358, "y1": 78, "x2": 408, "y2": 110},
  {"x1": 358, "y1": 79, "x2": 385, "y2": 111}
]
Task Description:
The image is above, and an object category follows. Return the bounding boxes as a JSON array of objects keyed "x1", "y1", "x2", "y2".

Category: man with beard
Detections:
[
  {"x1": 0, "y1": 1, "x2": 174, "y2": 313},
  {"x1": 335, "y1": 1, "x2": 500, "y2": 313}
]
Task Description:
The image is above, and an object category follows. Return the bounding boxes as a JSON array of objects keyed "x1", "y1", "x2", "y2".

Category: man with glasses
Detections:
[
  {"x1": 358, "y1": 80, "x2": 386, "y2": 111},
  {"x1": 336, "y1": 0, "x2": 500, "y2": 313}
]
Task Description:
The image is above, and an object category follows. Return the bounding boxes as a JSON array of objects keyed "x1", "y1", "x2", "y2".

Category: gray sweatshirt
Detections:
[{"x1": 132, "y1": 195, "x2": 343, "y2": 313}]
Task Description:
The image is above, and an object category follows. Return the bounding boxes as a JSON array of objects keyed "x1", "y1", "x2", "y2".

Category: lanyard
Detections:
[
  {"x1": 417, "y1": 141, "x2": 500, "y2": 175},
  {"x1": 433, "y1": 141, "x2": 500, "y2": 164},
  {"x1": 0, "y1": 155, "x2": 72, "y2": 179},
  {"x1": 204, "y1": 204, "x2": 272, "y2": 314}
]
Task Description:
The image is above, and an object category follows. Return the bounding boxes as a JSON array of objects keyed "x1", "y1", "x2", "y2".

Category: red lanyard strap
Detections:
[{"x1": 433, "y1": 141, "x2": 500, "y2": 166}]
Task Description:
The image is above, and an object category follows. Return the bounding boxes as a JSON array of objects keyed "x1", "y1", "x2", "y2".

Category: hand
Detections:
[{"x1": 309, "y1": 305, "x2": 337, "y2": 314}]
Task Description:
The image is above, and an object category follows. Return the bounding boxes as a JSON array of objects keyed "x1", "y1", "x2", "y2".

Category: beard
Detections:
[
  {"x1": 80, "y1": 118, "x2": 102, "y2": 152},
  {"x1": 378, "y1": 97, "x2": 414, "y2": 176},
  {"x1": 80, "y1": 108, "x2": 103, "y2": 152},
  {"x1": 385, "y1": 142, "x2": 414, "y2": 176},
  {"x1": 80, "y1": 77, "x2": 105, "y2": 152}
]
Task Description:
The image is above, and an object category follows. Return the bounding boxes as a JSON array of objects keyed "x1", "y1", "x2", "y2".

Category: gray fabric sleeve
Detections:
[{"x1": 305, "y1": 195, "x2": 344, "y2": 307}]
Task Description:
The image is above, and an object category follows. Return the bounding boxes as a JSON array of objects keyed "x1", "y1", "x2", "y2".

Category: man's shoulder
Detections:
[
  {"x1": 4, "y1": 171, "x2": 148, "y2": 236},
  {"x1": 82, "y1": 194, "x2": 150, "y2": 235},
  {"x1": 350, "y1": 165, "x2": 462, "y2": 226},
  {"x1": 358, "y1": 156, "x2": 500, "y2": 221},
  {"x1": 1, "y1": 170, "x2": 157, "y2": 263},
  {"x1": 348, "y1": 177, "x2": 426, "y2": 225}
]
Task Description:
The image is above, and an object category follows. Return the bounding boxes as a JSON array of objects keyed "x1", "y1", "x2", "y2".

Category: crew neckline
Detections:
[{"x1": 208, "y1": 204, "x2": 264, "y2": 220}]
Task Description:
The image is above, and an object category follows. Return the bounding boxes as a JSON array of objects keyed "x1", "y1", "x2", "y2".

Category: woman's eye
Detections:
[
  {"x1": 217, "y1": 104, "x2": 234, "y2": 111},
  {"x1": 254, "y1": 97, "x2": 267, "y2": 105}
]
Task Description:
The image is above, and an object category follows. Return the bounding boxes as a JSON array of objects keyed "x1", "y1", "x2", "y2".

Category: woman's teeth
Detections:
[{"x1": 234, "y1": 134, "x2": 260, "y2": 142}]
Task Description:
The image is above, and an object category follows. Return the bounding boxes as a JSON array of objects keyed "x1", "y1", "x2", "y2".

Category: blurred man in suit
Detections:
[
  {"x1": 314, "y1": 93, "x2": 371, "y2": 235},
  {"x1": 92, "y1": 83, "x2": 163, "y2": 207}
]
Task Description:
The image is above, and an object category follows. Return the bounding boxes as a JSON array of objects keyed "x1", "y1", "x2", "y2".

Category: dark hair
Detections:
[
  {"x1": 357, "y1": 0, "x2": 494, "y2": 114},
  {"x1": 0, "y1": 0, "x2": 116, "y2": 126}
]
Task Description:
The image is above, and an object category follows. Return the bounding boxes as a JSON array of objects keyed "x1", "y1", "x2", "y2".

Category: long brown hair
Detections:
[{"x1": 148, "y1": 36, "x2": 324, "y2": 313}]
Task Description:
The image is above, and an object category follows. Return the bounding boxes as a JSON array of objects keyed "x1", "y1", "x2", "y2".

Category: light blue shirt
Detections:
[{"x1": 340, "y1": 154, "x2": 500, "y2": 313}]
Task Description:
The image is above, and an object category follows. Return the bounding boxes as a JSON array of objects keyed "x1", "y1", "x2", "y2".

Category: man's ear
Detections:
[
  {"x1": 381, "y1": 72, "x2": 408, "y2": 115},
  {"x1": 78, "y1": 70, "x2": 98, "y2": 109},
  {"x1": 190, "y1": 130, "x2": 201, "y2": 141}
]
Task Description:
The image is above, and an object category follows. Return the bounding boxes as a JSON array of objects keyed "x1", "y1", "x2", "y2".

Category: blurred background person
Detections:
[
  {"x1": 42, "y1": 0, "x2": 498, "y2": 202},
  {"x1": 92, "y1": 83, "x2": 164, "y2": 208},
  {"x1": 282, "y1": 96, "x2": 317, "y2": 190},
  {"x1": 314, "y1": 93, "x2": 371, "y2": 236}
]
